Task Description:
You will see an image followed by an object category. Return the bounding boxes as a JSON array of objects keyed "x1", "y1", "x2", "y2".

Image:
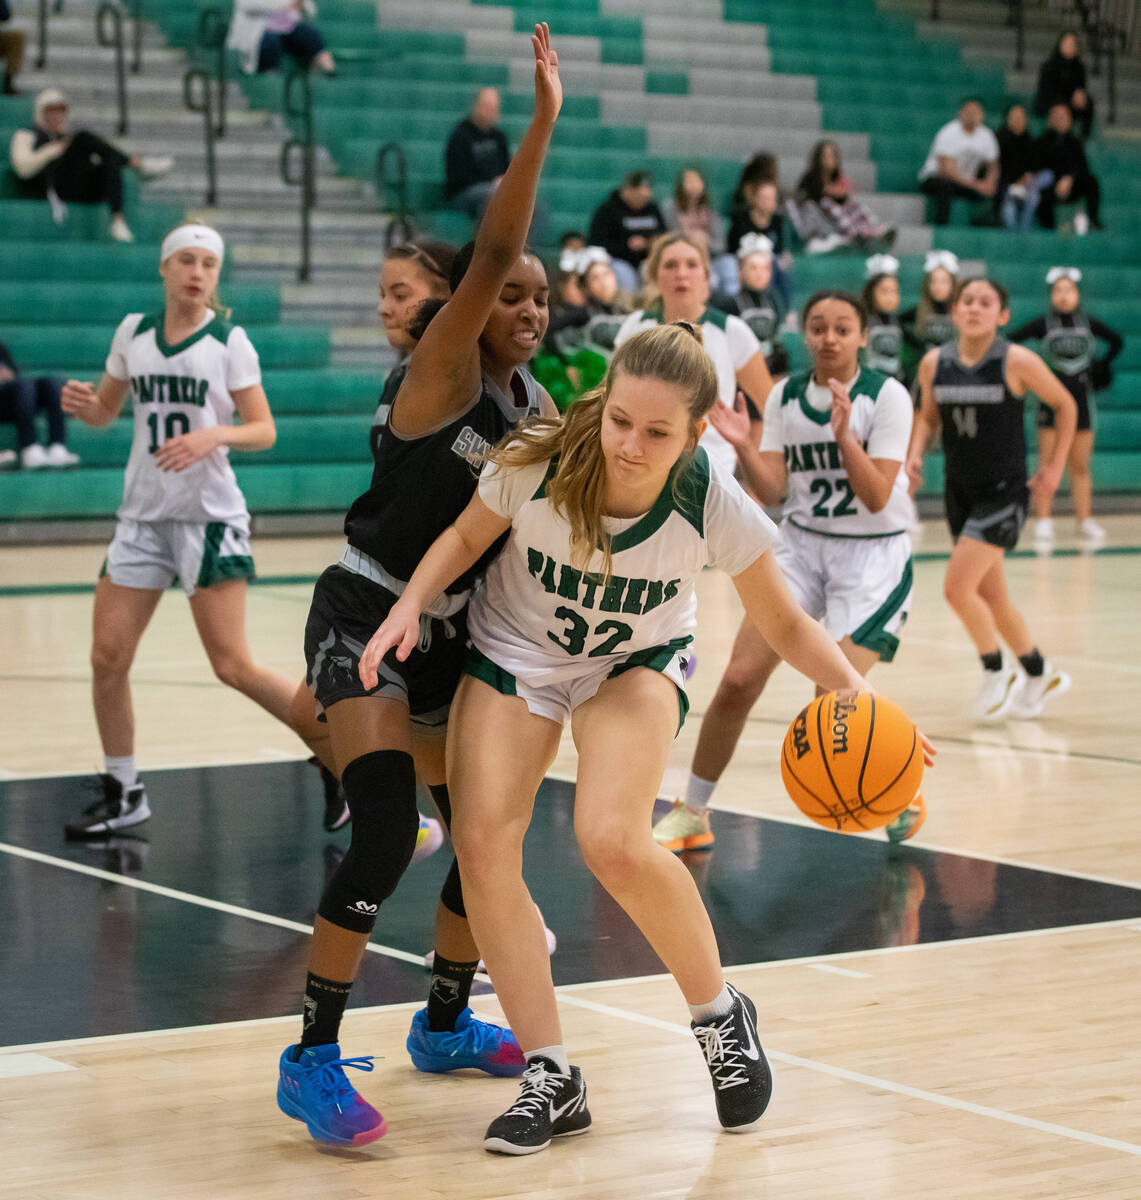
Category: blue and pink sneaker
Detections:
[
  {"x1": 277, "y1": 1043, "x2": 386, "y2": 1146},
  {"x1": 406, "y1": 1007, "x2": 526, "y2": 1076}
]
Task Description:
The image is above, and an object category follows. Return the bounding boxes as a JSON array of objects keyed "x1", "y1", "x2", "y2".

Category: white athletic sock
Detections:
[
  {"x1": 104, "y1": 755, "x2": 137, "y2": 789},
  {"x1": 685, "y1": 774, "x2": 717, "y2": 814},
  {"x1": 525, "y1": 1044, "x2": 570, "y2": 1075},
  {"x1": 689, "y1": 983, "x2": 733, "y2": 1024}
]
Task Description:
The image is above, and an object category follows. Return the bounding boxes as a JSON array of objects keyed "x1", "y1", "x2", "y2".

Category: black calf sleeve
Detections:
[
  {"x1": 317, "y1": 749, "x2": 418, "y2": 933},
  {"x1": 429, "y1": 782, "x2": 467, "y2": 919}
]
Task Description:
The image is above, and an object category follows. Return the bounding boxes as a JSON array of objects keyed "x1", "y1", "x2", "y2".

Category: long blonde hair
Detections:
[
  {"x1": 642, "y1": 232, "x2": 711, "y2": 306},
  {"x1": 490, "y1": 323, "x2": 718, "y2": 575}
]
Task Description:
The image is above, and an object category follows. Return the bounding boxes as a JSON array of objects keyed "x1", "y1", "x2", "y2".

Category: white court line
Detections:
[
  {"x1": 698, "y1": 798, "x2": 1141, "y2": 891},
  {"x1": 555, "y1": 991, "x2": 1141, "y2": 1159},
  {"x1": 805, "y1": 963, "x2": 871, "y2": 978},
  {"x1": 902, "y1": 633, "x2": 1141, "y2": 677},
  {"x1": 0, "y1": 841, "x2": 425, "y2": 969}
]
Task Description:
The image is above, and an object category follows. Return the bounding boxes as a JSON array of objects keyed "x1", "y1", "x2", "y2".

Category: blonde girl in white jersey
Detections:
[
  {"x1": 358, "y1": 323, "x2": 891, "y2": 1155},
  {"x1": 60, "y1": 223, "x2": 324, "y2": 838},
  {"x1": 655, "y1": 289, "x2": 926, "y2": 857}
]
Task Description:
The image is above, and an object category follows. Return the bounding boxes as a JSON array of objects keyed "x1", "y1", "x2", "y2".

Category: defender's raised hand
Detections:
[{"x1": 531, "y1": 22, "x2": 562, "y2": 124}]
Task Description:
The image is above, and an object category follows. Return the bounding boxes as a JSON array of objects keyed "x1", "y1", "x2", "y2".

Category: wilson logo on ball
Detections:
[{"x1": 830, "y1": 693, "x2": 859, "y2": 755}]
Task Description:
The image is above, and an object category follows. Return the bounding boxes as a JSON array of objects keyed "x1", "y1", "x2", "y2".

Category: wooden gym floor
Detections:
[{"x1": 2, "y1": 517, "x2": 1140, "y2": 1198}]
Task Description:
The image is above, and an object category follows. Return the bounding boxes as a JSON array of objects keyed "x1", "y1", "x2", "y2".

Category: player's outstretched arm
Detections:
[
  {"x1": 905, "y1": 349, "x2": 941, "y2": 490},
  {"x1": 358, "y1": 493, "x2": 511, "y2": 685},
  {"x1": 392, "y1": 23, "x2": 562, "y2": 437}
]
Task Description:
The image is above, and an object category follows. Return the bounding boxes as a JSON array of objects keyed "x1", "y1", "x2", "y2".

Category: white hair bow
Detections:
[
  {"x1": 559, "y1": 245, "x2": 611, "y2": 276},
  {"x1": 865, "y1": 254, "x2": 899, "y2": 278},
  {"x1": 736, "y1": 232, "x2": 774, "y2": 261},
  {"x1": 1045, "y1": 266, "x2": 1082, "y2": 285},
  {"x1": 924, "y1": 249, "x2": 960, "y2": 276}
]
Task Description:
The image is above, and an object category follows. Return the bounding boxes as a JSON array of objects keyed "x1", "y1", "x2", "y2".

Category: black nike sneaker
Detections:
[
  {"x1": 64, "y1": 775, "x2": 151, "y2": 840},
  {"x1": 692, "y1": 984, "x2": 772, "y2": 1131},
  {"x1": 483, "y1": 1057, "x2": 591, "y2": 1155},
  {"x1": 309, "y1": 756, "x2": 349, "y2": 832}
]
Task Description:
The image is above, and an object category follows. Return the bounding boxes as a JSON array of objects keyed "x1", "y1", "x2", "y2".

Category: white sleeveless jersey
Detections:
[
  {"x1": 106, "y1": 311, "x2": 261, "y2": 524},
  {"x1": 615, "y1": 303, "x2": 763, "y2": 478},
  {"x1": 760, "y1": 368, "x2": 913, "y2": 538},
  {"x1": 469, "y1": 447, "x2": 777, "y2": 685}
]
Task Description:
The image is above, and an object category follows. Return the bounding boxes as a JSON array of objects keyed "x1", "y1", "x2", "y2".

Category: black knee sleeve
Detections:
[
  {"x1": 317, "y1": 749, "x2": 418, "y2": 933},
  {"x1": 429, "y1": 783, "x2": 466, "y2": 919}
]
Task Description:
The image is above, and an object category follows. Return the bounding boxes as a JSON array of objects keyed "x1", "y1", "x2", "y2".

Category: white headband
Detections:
[
  {"x1": 924, "y1": 249, "x2": 960, "y2": 276},
  {"x1": 161, "y1": 224, "x2": 225, "y2": 266},
  {"x1": 1046, "y1": 266, "x2": 1082, "y2": 285},
  {"x1": 865, "y1": 253, "x2": 899, "y2": 279},
  {"x1": 736, "y1": 232, "x2": 773, "y2": 261},
  {"x1": 559, "y1": 245, "x2": 611, "y2": 276}
]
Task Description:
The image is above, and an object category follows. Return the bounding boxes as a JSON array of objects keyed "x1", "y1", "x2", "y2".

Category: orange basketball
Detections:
[{"x1": 780, "y1": 690, "x2": 923, "y2": 832}]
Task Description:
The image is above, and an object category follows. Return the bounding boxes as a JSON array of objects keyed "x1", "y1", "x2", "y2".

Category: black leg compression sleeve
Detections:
[
  {"x1": 317, "y1": 749, "x2": 418, "y2": 933},
  {"x1": 429, "y1": 782, "x2": 467, "y2": 919}
]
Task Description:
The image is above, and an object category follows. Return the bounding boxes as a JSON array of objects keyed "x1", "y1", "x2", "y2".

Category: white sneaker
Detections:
[
  {"x1": 1008, "y1": 665, "x2": 1071, "y2": 719},
  {"x1": 47, "y1": 188, "x2": 68, "y2": 225},
  {"x1": 44, "y1": 442, "x2": 80, "y2": 468},
  {"x1": 0, "y1": 449, "x2": 17, "y2": 469},
  {"x1": 973, "y1": 662, "x2": 1019, "y2": 722},
  {"x1": 1034, "y1": 518, "x2": 1055, "y2": 543},
  {"x1": 109, "y1": 215, "x2": 135, "y2": 243},
  {"x1": 21, "y1": 443, "x2": 49, "y2": 469},
  {"x1": 806, "y1": 233, "x2": 847, "y2": 255},
  {"x1": 1074, "y1": 212, "x2": 1090, "y2": 236},
  {"x1": 1080, "y1": 518, "x2": 1107, "y2": 543},
  {"x1": 136, "y1": 154, "x2": 174, "y2": 180}
]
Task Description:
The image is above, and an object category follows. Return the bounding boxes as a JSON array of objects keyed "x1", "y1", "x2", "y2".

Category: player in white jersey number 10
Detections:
[{"x1": 58, "y1": 224, "x2": 327, "y2": 839}]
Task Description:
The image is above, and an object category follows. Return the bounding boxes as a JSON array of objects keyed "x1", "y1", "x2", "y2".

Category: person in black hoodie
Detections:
[
  {"x1": 1035, "y1": 102, "x2": 1102, "y2": 232},
  {"x1": 587, "y1": 169, "x2": 666, "y2": 295},
  {"x1": 444, "y1": 87, "x2": 512, "y2": 224},
  {"x1": 996, "y1": 103, "x2": 1046, "y2": 232},
  {"x1": 1034, "y1": 31, "x2": 1094, "y2": 139}
]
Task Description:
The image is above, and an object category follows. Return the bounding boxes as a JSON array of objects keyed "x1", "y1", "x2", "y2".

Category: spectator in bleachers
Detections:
[
  {"x1": 1035, "y1": 102, "x2": 1102, "y2": 233},
  {"x1": 587, "y1": 169, "x2": 666, "y2": 294},
  {"x1": 535, "y1": 246, "x2": 633, "y2": 410},
  {"x1": 861, "y1": 254, "x2": 906, "y2": 383},
  {"x1": 727, "y1": 176, "x2": 792, "y2": 307},
  {"x1": 614, "y1": 232, "x2": 773, "y2": 478},
  {"x1": 996, "y1": 103, "x2": 1048, "y2": 232},
  {"x1": 711, "y1": 234, "x2": 789, "y2": 380},
  {"x1": 557, "y1": 228, "x2": 587, "y2": 255},
  {"x1": 793, "y1": 139, "x2": 894, "y2": 253},
  {"x1": 443, "y1": 87, "x2": 511, "y2": 226},
  {"x1": 227, "y1": 1, "x2": 336, "y2": 77},
  {"x1": 8, "y1": 88, "x2": 173, "y2": 243},
  {"x1": 901, "y1": 250, "x2": 960, "y2": 370},
  {"x1": 661, "y1": 166, "x2": 736, "y2": 296},
  {"x1": 0, "y1": 338, "x2": 78, "y2": 469},
  {"x1": 1, "y1": 0, "x2": 24, "y2": 95},
  {"x1": 1034, "y1": 31, "x2": 1094, "y2": 140},
  {"x1": 917, "y1": 98, "x2": 999, "y2": 226}
]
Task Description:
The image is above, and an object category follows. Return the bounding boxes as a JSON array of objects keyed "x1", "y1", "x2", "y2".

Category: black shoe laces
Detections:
[
  {"x1": 502, "y1": 1061, "x2": 563, "y2": 1119},
  {"x1": 694, "y1": 1015, "x2": 750, "y2": 1090}
]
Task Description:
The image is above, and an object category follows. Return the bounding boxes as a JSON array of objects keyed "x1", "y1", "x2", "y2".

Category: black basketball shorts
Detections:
[
  {"x1": 304, "y1": 564, "x2": 468, "y2": 728},
  {"x1": 945, "y1": 480, "x2": 1029, "y2": 551}
]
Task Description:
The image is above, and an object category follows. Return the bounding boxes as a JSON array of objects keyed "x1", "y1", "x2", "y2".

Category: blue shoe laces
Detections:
[{"x1": 305, "y1": 1054, "x2": 376, "y2": 1108}]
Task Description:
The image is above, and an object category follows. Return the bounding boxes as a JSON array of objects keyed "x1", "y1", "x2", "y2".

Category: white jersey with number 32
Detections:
[{"x1": 469, "y1": 447, "x2": 778, "y2": 685}]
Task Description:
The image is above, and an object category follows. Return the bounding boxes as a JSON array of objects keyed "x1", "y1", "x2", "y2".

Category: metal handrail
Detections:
[
  {"x1": 280, "y1": 66, "x2": 316, "y2": 283},
  {"x1": 197, "y1": 6, "x2": 229, "y2": 137},
  {"x1": 183, "y1": 68, "x2": 217, "y2": 207},
  {"x1": 95, "y1": 1, "x2": 129, "y2": 135},
  {"x1": 376, "y1": 142, "x2": 414, "y2": 248}
]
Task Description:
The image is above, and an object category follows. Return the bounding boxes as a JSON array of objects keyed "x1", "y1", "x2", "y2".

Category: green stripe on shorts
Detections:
[
  {"x1": 849, "y1": 557, "x2": 913, "y2": 663},
  {"x1": 462, "y1": 645, "x2": 518, "y2": 697}
]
